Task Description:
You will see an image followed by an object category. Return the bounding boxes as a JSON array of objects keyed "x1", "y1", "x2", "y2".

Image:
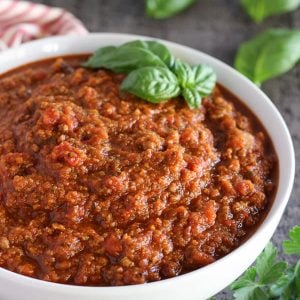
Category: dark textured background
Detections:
[{"x1": 31, "y1": 1, "x2": 300, "y2": 298}]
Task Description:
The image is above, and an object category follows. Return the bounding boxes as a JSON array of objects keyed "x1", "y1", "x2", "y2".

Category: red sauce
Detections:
[{"x1": 0, "y1": 56, "x2": 277, "y2": 285}]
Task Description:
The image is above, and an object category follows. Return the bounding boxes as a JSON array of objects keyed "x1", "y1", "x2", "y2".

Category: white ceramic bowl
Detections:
[{"x1": 0, "y1": 33, "x2": 295, "y2": 300}]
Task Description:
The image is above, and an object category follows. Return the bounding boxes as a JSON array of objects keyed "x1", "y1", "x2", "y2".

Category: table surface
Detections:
[{"x1": 32, "y1": 1, "x2": 300, "y2": 298}]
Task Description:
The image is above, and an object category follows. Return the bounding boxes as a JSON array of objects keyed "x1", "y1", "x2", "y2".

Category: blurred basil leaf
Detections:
[
  {"x1": 235, "y1": 29, "x2": 300, "y2": 85},
  {"x1": 146, "y1": 0, "x2": 196, "y2": 19},
  {"x1": 240, "y1": 0, "x2": 300, "y2": 23}
]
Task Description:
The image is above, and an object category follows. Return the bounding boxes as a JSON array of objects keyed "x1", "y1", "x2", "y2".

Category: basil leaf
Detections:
[
  {"x1": 182, "y1": 87, "x2": 201, "y2": 109},
  {"x1": 83, "y1": 45, "x2": 166, "y2": 73},
  {"x1": 146, "y1": 0, "x2": 196, "y2": 19},
  {"x1": 191, "y1": 64, "x2": 217, "y2": 96},
  {"x1": 240, "y1": 0, "x2": 300, "y2": 23},
  {"x1": 235, "y1": 29, "x2": 300, "y2": 85},
  {"x1": 173, "y1": 58, "x2": 192, "y2": 85},
  {"x1": 173, "y1": 59, "x2": 216, "y2": 108},
  {"x1": 174, "y1": 60, "x2": 216, "y2": 95},
  {"x1": 82, "y1": 46, "x2": 117, "y2": 67},
  {"x1": 122, "y1": 40, "x2": 175, "y2": 68},
  {"x1": 121, "y1": 66, "x2": 180, "y2": 103}
]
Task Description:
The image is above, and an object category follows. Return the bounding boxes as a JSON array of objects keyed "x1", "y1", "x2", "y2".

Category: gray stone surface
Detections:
[{"x1": 30, "y1": 0, "x2": 300, "y2": 298}]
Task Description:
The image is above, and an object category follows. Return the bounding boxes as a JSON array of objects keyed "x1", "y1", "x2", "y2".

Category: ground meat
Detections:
[{"x1": 0, "y1": 56, "x2": 277, "y2": 286}]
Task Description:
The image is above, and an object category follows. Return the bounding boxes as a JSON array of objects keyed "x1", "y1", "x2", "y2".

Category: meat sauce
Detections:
[{"x1": 0, "y1": 56, "x2": 277, "y2": 286}]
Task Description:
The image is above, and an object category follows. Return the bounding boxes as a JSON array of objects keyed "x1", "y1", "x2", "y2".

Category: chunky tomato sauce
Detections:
[{"x1": 0, "y1": 56, "x2": 277, "y2": 285}]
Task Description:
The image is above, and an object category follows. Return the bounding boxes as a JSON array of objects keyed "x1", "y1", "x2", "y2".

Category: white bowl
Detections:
[{"x1": 0, "y1": 33, "x2": 295, "y2": 300}]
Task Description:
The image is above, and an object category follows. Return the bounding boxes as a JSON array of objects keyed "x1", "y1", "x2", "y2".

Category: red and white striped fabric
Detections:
[{"x1": 0, "y1": 0, "x2": 88, "y2": 51}]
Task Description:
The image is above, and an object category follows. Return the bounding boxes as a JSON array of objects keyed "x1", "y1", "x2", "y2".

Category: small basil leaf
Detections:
[
  {"x1": 121, "y1": 66, "x2": 180, "y2": 103},
  {"x1": 182, "y1": 87, "x2": 201, "y2": 109},
  {"x1": 122, "y1": 40, "x2": 175, "y2": 68},
  {"x1": 174, "y1": 59, "x2": 216, "y2": 102},
  {"x1": 173, "y1": 58, "x2": 192, "y2": 86},
  {"x1": 83, "y1": 46, "x2": 166, "y2": 73},
  {"x1": 146, "y1": 0, "x2": 196, "y2": 19},
  {"x1": 240, "y1": 0, "x2": 300, "y2": 23},
  {"x1": 235, "y1": 29, "x2": 300, "y2": 85},
  {"x1": 191, "y1": 64, "x2": 217, "y2": 96}
]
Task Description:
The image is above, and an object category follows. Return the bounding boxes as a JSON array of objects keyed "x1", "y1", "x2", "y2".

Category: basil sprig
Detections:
[
  {"x1": 83, "y1": 40, "x2": 216, "y2": 109},
  {"x1": 235, "y1": 29, "x2": 300, "y2": 86},
  {"x1": 173, "y1": 59, "x2": 216, "y2": 108}
]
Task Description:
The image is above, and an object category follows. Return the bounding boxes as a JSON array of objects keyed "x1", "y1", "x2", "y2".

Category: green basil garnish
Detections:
[
  {"x1": 83, "y1": 40, "x2": 216, "y2": 109},
  {"x1": 121, "y1": 66, "x2": 180, "y2": 103},
  {"x1": 235, "y1": 29, "x2": 300, "y2": 86},
  {"x1": 240, "y1": 0, "x2": 300, "y2": 23},
  {"x1": 146, "y1": 0, "x2": 196, "y2": 19},
  {"x1": 82, "y1": 44, "x2": 166, "y2": 73},
  {"x1": 173, "y1": 59, "x2": 192, "y2": 85},
  {"x1": 182, "y1": 88, "x2": 202, "y2": 109},
  {"x1": 173, "y1": 59, "x2": 216, "y2": 108},
  {"x1": 122, "y1": 40, "x2": 175, "y2": 68},
  {"x1": 189, "y1": 64, "x2": 217, "y2": 96}
]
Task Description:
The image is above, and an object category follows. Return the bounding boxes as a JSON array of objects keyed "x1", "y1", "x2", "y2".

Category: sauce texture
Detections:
[{"x1": 0, "y1": 56, "x2": 277, "y2": 285}]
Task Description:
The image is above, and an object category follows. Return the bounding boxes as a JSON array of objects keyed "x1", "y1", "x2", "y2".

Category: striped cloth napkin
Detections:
[{"x1": 0, "y1": 0, "x2": 88, "y2": 51}]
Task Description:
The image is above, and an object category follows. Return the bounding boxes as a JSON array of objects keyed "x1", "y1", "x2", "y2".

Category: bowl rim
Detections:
[{"x1": 0, "y1": 32, "x2": 295, "y2": 294}]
